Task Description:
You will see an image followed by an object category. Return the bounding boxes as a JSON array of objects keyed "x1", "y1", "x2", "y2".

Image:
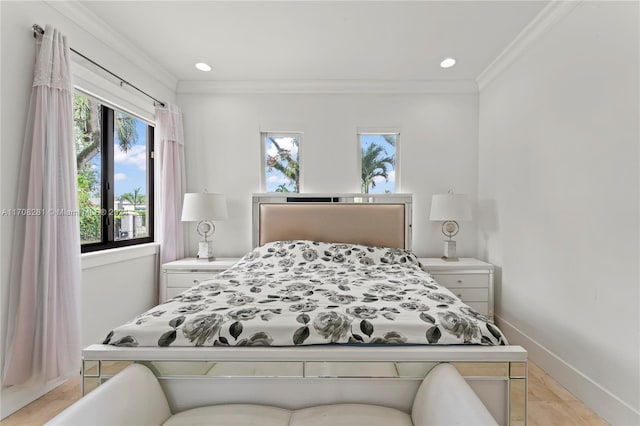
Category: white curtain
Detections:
[
  {"x1": 3, "y1": 25, "x2": 81, "y2": 386},
  {"x1": 155, "y1": 103, "x2": 186, "y2": 263}
]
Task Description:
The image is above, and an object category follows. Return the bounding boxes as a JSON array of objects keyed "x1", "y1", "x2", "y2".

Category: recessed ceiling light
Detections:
[
  {"x1": 440, "y1": 58, "x2": 456, "y2": 69},
  {"x1": 195, "y1": 62, "x2": 212, "y2": 72}
]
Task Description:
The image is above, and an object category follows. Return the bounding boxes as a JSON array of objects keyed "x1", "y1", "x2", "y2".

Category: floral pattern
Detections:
[{"x1": 103, "y1": 241, "x2": 507, "y2": 347}]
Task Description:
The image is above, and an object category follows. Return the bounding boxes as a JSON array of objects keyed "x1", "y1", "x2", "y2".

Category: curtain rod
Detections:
[{"x1": 32, "y1": 24, "x2": 166, "y2": 108}]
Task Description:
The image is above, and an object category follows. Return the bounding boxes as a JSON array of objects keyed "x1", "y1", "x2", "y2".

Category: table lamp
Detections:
[
  {"x1": 181, "y1": 192, "x2": 228, "y2": 261},
  {"x1": 429, "y1": 191, "x2": 472, "y2": 261}
]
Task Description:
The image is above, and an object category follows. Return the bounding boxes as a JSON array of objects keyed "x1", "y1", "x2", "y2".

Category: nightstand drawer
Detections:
[
  {"x1": 161, "y1": 258, "x2": 240, "y2": 303},
  {"x1": 448, "y1": 288, "x2": 488, "y2": 302},
  {"x1": 430, "y1": 273, "x2": 488, "y2": 288},
  {"x1": 166, "y1": 272, "x2": 219, "y2": 288},
  {"x1": 419, "y1": 258, "x2": 494, "y2": 322}
]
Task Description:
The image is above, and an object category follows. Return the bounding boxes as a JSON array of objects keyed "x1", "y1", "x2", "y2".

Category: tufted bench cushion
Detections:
[
  {"x1": 47, "y1": 362, "x2": 497, "y2": 426},
  {"x1": 162, "y1": 404, "x2": 292, "y2": 426},
  {"x1": 163, "y1": 403, "x2": 412, "y2": 426}
]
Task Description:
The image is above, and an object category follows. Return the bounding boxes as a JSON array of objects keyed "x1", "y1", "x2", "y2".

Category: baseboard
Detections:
[
  {"x1": 495, "y1": 315, "x2": 640, "y2": 426},
  {"x1": 0, "y1": 377, "x2": 67, "y2": 419}
]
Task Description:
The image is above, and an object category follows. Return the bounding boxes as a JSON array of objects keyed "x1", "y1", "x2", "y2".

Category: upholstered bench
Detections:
[{"x1": 47, "y1": 363, "x2": 497, "y2": 426}]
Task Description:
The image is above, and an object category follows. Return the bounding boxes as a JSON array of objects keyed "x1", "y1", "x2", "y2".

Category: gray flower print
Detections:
[
  {"x1": 370, "y1": 283, "x2": 398, "y2": 293},
  {"x1": 173, "y1": 304, "x2": 207, "y2": 314},
  {"x1": 182, "y1": 313, "x2": 225, "y2": 346},
  {"x1": 399, "y1": 302, "x2": 430, "y2": 311},
  {"x1": 244, "y1": 278, "x2": 267, "y2": 287},
  {"x1": 460, "y1": 306, "x2": 489, "y2": 322},
  {"x1": 308, "y1": 263, "x2": 326, "y2": 270},
  {"x1": 289, "y1": 301, "x2": 319, "y2": 312},
  {"x1": 316, "y1": 289, "x2": 337, "y2": 298},
  {"x1": 370, "y1": 331, "x2": 407, "y2": 344},
  {"x1": 332, "y1": 244, "x2": 351, "y2": 250},
  {"x1": 237, "y1": 332, "x2": 274, "y2": 346},
  {"x1": 302, "y1": 249, "x2": 318, "y2": 262},
  {"x1": 438, "y1": 311, "x2": 480, "y2": 342},
  {"x1": 404, "y1": 278, "x2": 430, "y2": 286},
  {"x1": 359, "y1": 257, "x2": 375, "y2": 266},
  {"x1": 227, "y1": 294, "x2": 255, "y2": 306},
  {"x1": 381, "y1": 294, "x2": 403, "y2": 302},
  {"x1": 245, "y1": 251, "x2": 259, "y2": 261},
  {"x1": 198, "y1": 282, "x2": 226, "y2": 292},
  {"x1": 180, "y1": 294, "x2": 204, "y2": 303},
  {"x1": 285, "y1": 283, "x2": 314, "y2": 292},
  {"x1": 313, "y1": 312, "x2": 352, "y2": 342},
  {"x1": 227, "y1": 307, "x2": 261, "y2": 321},
  {"x1": 326, "y1": 277, "x2": 349, "y2": 286},
  {"x1": 346, "y1": 306, "x2": 378, "y2": 319},
  {"x1": 112, "y1": 336, "x2": 138, "y2": 347},
  {"x1": 246, "y1": 261, "x2": 264, "y2": 271},
  {"x1": 427, "y1": 293, "x2": 456, "y2": 304},
  {"x1": 278, "y1": 258, "x2": 294, "y2": 267},
  {"x1": 328, "y1": 294, "x2": 356, "y2": 304}
]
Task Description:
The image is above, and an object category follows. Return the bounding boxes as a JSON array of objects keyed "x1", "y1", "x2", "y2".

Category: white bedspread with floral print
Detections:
[{"x1": 103, "y1": 241, "x2": 507, "y2": 347}]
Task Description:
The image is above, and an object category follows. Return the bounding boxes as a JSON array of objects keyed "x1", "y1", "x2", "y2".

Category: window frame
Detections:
[
  {"x1": 261, "y1": 131, "x2": 303, "y2": 193},
  {"x1": 78, "y1": 95, "x2": 155, "y2": 253},
  {"x1": 358, "y1": 131, "x2": 400, "y2": 194}
]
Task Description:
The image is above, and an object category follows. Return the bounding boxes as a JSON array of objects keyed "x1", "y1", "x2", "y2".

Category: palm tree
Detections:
[
  {"x1": 266, "y1": 136, "x2": 299, "y2": 192},
  {"x1": 120, "y1": 187, "x2": 145, "y2": 210},
  {"x1": 275, "y1": 183, "x2": 291, "y2": 193},
  {"x1": 74, "y1": 94, "x2": 140, "y2": 242},
  {"x1": 382, "y1": 134, "x2": 396, "y2": 147},
  {"x1": 74, "y1": 94, "x2": 138, "y2": 170},
  {"x1": 361, "y1": 143, "x2": 394, "y2": 194},
  {"x1": 119, "y1": 188, "x2": 145, "y2": 237}
]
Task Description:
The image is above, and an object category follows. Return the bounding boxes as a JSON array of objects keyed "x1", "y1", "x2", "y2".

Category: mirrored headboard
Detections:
[{"x1": 252, "y1": 193, "x2": 412, "y2": 249}]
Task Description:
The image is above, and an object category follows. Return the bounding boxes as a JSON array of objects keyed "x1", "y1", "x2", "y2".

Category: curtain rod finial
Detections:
[{"x1": 32, "y1": 24, "x2": 45, "y2": 38}]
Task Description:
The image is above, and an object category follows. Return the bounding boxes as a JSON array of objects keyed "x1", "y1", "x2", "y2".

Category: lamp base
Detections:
[
  {"x1": 197, "y1": 241, "x2": 215, "y2": 262},
  {"x1": 441, "y1": 240, "x2": 459, "y2": 262}
]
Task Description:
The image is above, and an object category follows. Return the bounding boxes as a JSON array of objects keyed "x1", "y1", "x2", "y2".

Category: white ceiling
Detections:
[{"x1": 81, "y1": 1, "x2": 549, "y2": 83}]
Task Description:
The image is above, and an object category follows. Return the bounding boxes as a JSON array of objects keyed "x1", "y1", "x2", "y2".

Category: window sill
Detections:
[{"x1": 81, "y1": 242, "x2": 160, "y2": 270}]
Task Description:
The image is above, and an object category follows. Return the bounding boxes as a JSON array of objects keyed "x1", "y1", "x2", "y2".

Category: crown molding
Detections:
[
  {"x1": 177, "y1": 79, "x2": 479, "y2": 95},
  {"x1": 44, "y1": 0, "x2": 178, "y2": 94},
  {"x1": 476, "y1": 0, "x2": 580, "y2": 91}
]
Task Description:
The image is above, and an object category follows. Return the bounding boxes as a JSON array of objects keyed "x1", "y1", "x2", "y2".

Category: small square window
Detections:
[
  {"x1": 262, "y1": 132, "x2": 301, "y2": 193},
  {"x1": 360, "y1": 133, "x2": 398, "y2": 194}
]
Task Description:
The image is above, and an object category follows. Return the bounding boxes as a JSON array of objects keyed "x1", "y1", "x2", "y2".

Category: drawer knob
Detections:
[
  {"x1": 456, "y1": 293, "x2": 462, "y2": 298},
  {"x1": 457, "y1": 279, "x2": 463, "y2": 284}
]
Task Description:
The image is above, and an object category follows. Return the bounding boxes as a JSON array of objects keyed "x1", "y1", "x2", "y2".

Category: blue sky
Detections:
[
  {"x1": 360, "y1": 134, "x2": 396, "y2": 194},
  {"x1": 265, "y1": 135, "x2": 299, "y2": 192},
  {"x1": 111, "y1": 127, "x2": 397, "y2": 197},
  {"x1": 113, "y1": 119, "x2": 148, "y2": 198},
  {"x1": 264, "y1": 134, "x2": 397, "y2": 193}
]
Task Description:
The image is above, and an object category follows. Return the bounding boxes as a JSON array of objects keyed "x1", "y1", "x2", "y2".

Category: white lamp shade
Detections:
[
  {"x1": 181, "y1": 192, "x2": 228, "y2": 222},
  {"x1": 429, "y1": 193, "x2": 472, "y2": 221}
]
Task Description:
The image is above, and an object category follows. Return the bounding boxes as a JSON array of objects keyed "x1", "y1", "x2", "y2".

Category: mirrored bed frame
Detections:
[{"x1": 82, "y1": 193, "x2": 527, "y2": 425}]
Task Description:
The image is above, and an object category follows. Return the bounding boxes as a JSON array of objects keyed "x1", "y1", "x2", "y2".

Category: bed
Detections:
[{"x1": 82, "y1": 193, "x2": 527, "y2": 425}]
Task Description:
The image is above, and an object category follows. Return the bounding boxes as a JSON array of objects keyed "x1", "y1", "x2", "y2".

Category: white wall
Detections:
[
  {"x1": 81, "y1": 244, "x2": 159, "y2": 347},
  {"x1": 478, "y1": 2, "x2": 639, "y2": 424},
  {"x1": 0, "y1": 0, "x2": 175, "y2": 417},
  {"x1": 178, "y1": 91, "x2": 480, "y2": 258}
]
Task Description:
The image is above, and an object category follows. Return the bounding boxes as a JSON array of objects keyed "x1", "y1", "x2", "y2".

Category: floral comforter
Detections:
[{"x1": 103, "y1": 241, "x2": 506, "y2": 347}]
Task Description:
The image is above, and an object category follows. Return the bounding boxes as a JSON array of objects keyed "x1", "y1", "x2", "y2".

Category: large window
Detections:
[
  {"x1": 262, "y1": 132, "x2": 301, "y2": 193},
  {"x1": 359, "y1": 133, "x2": 398, "y2": 193},
  {"x1": 74, "y1": 92, "x2": 154, "y2": 252}
]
